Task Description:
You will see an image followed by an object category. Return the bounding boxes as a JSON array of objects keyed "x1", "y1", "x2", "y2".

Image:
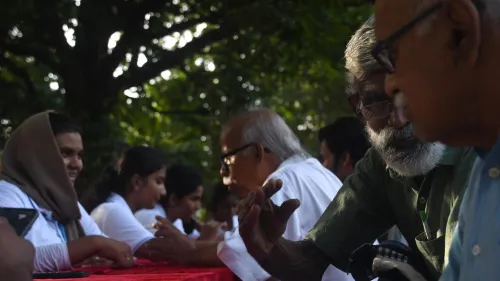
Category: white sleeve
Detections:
[
  {"x1": 92, "y1": 205, "x2": 154, "y2": 253},
  {"x1": 0, "y1": 181, "x2": 30, "y2": 208},
  {"x1": 33, "y1": 243, "x2": 72, "y2": 272},
  {"x1": 77, "y1": 203, "x2": 105, "y2": 236},
  {"x1": 217, "y1": 229, "x2": 272, "y2": 281}
]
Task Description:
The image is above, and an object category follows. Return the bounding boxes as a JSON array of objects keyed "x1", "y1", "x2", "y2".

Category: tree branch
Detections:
[
  {"x1": 103, "y1": 14, "x2": 222, "y2": 78},
  {"x1": 0, "y1": 55, "x2": 38, "y2": 98},
  {"x1": 116, "y1": 24, "x2": 235, "y2": 90}
]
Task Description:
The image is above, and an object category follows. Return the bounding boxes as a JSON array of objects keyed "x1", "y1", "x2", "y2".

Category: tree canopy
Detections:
[{"x1": 0, "y1": 0, "x2": 372, "y2": 192}]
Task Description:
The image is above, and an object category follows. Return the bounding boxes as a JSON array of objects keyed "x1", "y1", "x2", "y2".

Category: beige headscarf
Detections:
[{"x1": 0, "y1": 111, "x2": 84, "y2": 240}]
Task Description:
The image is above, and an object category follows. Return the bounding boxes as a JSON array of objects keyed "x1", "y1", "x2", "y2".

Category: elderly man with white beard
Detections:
[{"x1": 236, "y1": 17, "x2": 477, "y2": 281}]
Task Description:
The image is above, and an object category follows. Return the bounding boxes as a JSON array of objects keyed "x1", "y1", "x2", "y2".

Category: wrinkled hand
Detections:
[
  {"x1": 238, "y1": 179, "x2": 300, "y2": 263},
  {"x1": 151, "y1": 216, "x2": 197, "y2": 264},
  {"x1": 197, "y1": 219, "x2": 227, "y2": 241},
  {"x1": 94, "y1": 237, "x2": 134, "y2": 268},
  {"x1": 0, "y1": 217, "x2": 34, "y2": 280}
]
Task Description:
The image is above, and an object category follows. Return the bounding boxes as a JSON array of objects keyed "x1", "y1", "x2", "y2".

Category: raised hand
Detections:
[{"x1": 238, "y1": 179, "x2": 300, "y2": 262}]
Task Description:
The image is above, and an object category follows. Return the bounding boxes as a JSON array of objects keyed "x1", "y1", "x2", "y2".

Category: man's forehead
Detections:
[{"x1": 374, "y1": 0, "x2": 419, "y2": 39}]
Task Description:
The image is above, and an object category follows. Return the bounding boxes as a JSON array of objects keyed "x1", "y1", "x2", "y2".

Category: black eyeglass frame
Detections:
[
  {"x1": 219, "y1": 143, "x2": 271, "y2": 171},
  {"x1": 371, "y1": 2, "x2": 443, "y2": 73}
]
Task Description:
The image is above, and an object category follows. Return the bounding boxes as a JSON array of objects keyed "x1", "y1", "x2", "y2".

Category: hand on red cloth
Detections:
[
  {"x1": 152, "y1": 216, "x2": 197, "y2": 264},
  {"x1": 93, "y1": 236, "x2": 134, "y2": 268}
]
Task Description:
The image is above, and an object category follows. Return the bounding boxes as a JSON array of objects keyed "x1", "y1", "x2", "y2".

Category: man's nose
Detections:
[{"x1": 384, "y1": 73, "x2": 398, "y2": 98}]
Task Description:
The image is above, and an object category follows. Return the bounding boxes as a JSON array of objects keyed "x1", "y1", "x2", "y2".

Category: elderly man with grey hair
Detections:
[
  {"x1": 372, "y1": 0, "x2": 500, "y2": 280},
  {"x1": 236, "y1": 17, "x2": 476, "y2": 281},
  {"x1": 154, "y1": 108, "x2": 352, "y2": 281}
]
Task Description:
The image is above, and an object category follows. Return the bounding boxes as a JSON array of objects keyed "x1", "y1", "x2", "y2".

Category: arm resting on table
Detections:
[
  {"x1": 260, "y1": 238, "x2": 330, "y2": 281},
  {"x1": 66, "y1": 236, "x2": 101, "y2": 266}
]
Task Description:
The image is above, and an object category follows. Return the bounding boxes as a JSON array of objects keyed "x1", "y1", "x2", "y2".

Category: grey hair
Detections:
[
  {"x1": 240, "y1": 107, "x2": 308, "y2": 164},
  {"x1": 345, "y1": 15, "x2": 382, "y2": 90}
]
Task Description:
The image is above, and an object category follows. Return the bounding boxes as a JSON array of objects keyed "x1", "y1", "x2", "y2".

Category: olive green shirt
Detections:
[{"x1": 306, "y1": 147, "x2": 476, "y2": 280}]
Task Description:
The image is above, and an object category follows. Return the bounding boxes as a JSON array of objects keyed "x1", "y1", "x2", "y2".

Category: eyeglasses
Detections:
[
  {"x1": 371, "y1": 2, "x2": 443, "y2": 73},
  {"x1": 358, "y1": 101, "x2": 393, "y2": 121},
  {"x1": 348, "y1": 93, "x2": 393, "y2": 121},
  {"x1": 220, "y1": 143, "x2": 271, "y2": 171}
]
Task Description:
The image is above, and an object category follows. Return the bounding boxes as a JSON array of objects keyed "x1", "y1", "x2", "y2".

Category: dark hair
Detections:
[
  {"x1": 208, "y1": 182, "x2": 234, "y2": 214},
  {"x1": 82, "y1": 146, "x2": 167, "y2": 212},
  {"x1": 158, "y1": 164, "x2": 203, "y2": 207},
  {"x1": 48, "y1": 112, "x2": 82, "y2": 136},
  {"x1": 318, "y1": 117, "x2": 370, "y2": 169}
]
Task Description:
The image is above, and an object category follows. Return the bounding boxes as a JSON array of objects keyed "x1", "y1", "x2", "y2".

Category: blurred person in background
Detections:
[
  {"x1": 318, "y1": 117, "x2": 370, "y2": 182},
  {"x1": 206, "y1": 181, "x2": 239, "y2": 233},
  {"x1": 87, "y1": 146, "x2": 180, "y2": 260},
  {"x1": 136, "y1": 164, "x2": 223, "y2": 240},
  {"x1": 236, "y1": 17, "x2": 476, "y2": 281},
  {"x1": 0, "y1": 111, "x2": 133, "y2": 272}
]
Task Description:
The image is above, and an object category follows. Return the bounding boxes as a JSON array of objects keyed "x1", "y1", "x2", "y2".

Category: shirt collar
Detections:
[
  {"x1": 439, "y1": 147, "x2": 462, "y2": 166},
  {"x1": 476, "y1": 135, "x2": 500, "y2": 165}
]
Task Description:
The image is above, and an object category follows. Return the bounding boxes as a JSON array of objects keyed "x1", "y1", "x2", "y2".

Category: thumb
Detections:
[{"x1": 275, "y1": 199, "x2": 300, "y2": 223}]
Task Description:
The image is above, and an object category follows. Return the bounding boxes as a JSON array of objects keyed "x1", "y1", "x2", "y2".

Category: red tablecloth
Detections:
[{"x1": 34, "y1": 260, "x2": 235, "y2": 281}]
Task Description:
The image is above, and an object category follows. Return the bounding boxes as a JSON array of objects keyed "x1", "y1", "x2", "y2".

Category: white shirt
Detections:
[
  {"x1": 91, "y1": 193, "x2": 154, "y2": 253},
  {"x1": 217, "y1": 156, "x2": 354, "y2": 281},
  {"x1": 135, "y1": 204, "x2": 200, "y2": 238},
  {"x1": 0, "y1": 180, "x2": 104, "y2": 272}
]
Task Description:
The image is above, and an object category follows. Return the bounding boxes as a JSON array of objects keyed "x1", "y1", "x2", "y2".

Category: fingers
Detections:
[
  {"x1": 239, "y1": 204, "x2": 260, "y2": 241},
  {"x1": 155, "y1": 216, "x2": 168, "y2": 225},
  {"x1": 262, "y1": 179, "x2": 283, "y2": 199},
  {"x1": 275, "y1": 199, "x2": 300, "y2": 223}
]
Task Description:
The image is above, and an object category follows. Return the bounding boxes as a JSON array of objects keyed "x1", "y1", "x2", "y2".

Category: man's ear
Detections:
[
  {"x1": 340, "y1": 152, "x2": 353, "y2": 169},
  {"x1": 255, "y1": 144, "x2": 265, "y2": 162},
  {"x1": 443, "y1": 0, "x2": 481, "y2": 67}
]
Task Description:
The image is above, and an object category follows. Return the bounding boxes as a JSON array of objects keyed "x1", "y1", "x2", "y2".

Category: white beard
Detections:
[{"x1": 366, "y1": 124, "x2": 445, "y2": 177}]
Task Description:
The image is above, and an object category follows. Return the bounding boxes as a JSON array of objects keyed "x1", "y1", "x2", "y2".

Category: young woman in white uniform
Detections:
[
  {"x1": 87, "y1": 146, "x2": 198, "y2": 261},
  {"x1": 0, "y1": 112, "x2": 133, "y2": 272},
  {"x1": 135, "y1": 164, "x2": 204, "y2": 238}
]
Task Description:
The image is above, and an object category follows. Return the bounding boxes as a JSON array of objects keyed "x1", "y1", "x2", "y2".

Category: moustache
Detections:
[{"x1": 383, "y1": 123, "x2": 415, "y2": 148}]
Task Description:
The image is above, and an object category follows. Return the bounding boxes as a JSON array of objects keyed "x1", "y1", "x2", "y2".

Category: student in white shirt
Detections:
[
  {"x1": 0, "y1": 111, "x2": 133, "y2": 272},
  {"x1": 154, "y1": 108, "x2": 353, "y2": 281},
  {"x1": 88, "y1": 146, "x2": 200, "y2": 261},
  {"x1": 206, "y1": 182, "x2": 239, "y2": 232},
  {"x1": 135, "y1": 164, "x2": 204, "y2": 238}
]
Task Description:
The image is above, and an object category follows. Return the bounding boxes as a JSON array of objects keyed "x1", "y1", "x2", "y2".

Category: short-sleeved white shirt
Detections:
[
  {"x1": 217, "y1": 156, "x2": 354, "y2": 281},
  {"x1": 0, "y1": 180, "x2": 104, "y2": 271},
  {"x1": 91, "y1": 193, "x2": 154, "y2": 253}
]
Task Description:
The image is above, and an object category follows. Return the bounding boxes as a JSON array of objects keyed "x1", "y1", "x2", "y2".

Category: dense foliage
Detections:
[{"x1": 0, "y1": 0, "x2": 371, "y2": 194}]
